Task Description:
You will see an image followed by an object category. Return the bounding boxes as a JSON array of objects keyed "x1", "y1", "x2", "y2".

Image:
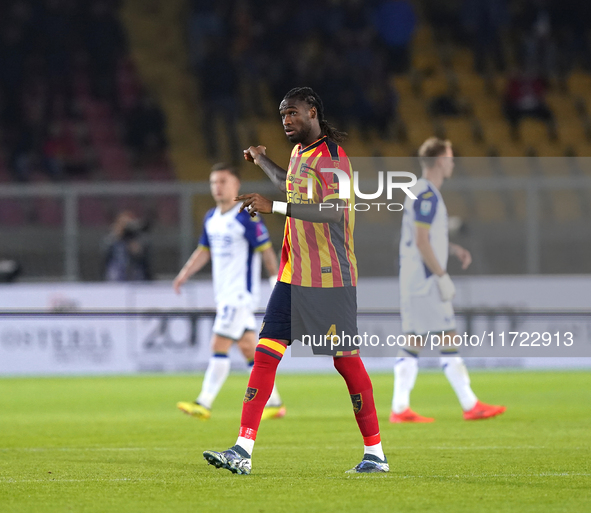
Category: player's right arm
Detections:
[
  {"x1": 413, "y1": 190, "x2": 455, "y2": 301},
  {"x1": 173, "y1": 246, "x2": 210, "y2": 294},
  {"x1": 415, "y1": 226, "x2": 455, "y2": 301},
  {"x1": 415, "y1": 226, "x2": 445, "y2": 277},
  {"x1": 244, "y1": 145, "x2": 287, "y2": 193}
]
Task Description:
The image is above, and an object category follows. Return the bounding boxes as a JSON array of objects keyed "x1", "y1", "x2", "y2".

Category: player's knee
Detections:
[
  {"x1": 439, "y1": 355, "x2": 464, "y2": 369},
  {"x1": 333, "y1": 355, "x2": 362, "y2": 374},
  {"x1": 396, "y1": 348, "x2": 419, "y2": 359},
  {"x1": 237, "y1": 334, "x2": 256, "y2": 360},
  {"x1": 211, "y1": 334, "x2": 233, "y2": 353},
  {"x1": 254, "y1": 338, "x2": 288, "y2": 365}
]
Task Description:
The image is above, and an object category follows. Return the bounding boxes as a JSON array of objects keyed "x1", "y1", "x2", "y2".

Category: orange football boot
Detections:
[
  {"x1": 463, "y1": 400, "x2": 506, "y2": 420},
  {"x1": 389, "y1": 408, "x2": 434, "y2": 423}
]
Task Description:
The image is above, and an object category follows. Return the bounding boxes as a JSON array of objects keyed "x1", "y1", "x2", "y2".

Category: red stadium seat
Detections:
[
  {"x1": 35, "y1": 197, "x2": 63, "y2": 226},
  {"x1": 0, "y1": 198, "x2": 28, "y2": 226},
  {"x1": 78, "y1": 197, "x2": 109, "y2": 226}
]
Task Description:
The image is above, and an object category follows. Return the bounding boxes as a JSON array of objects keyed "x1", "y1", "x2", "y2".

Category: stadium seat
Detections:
[
  {"x1": 570, "y1": 156, "x2": 591, "y2": 174},
  {"x1": 556, "y1": 121, "x2": 587, "y2": 148},
  {"x1": 421, "y1": 73, "x2": 449, "y2": 99},
  {"x1": 510, "y1": 190, "x2": 527, "y2": 220},
  {"x1": 89, "y1": 120, "x2": 118, "y2": 145},
  {"x1": 405, "y1": 120, "x2": 436, "y2": 150},
  {"x1": 567, "y1": 72, "x2": 591, "y2": 96},
  {"x1": 457, "y1": 156, "x2": 495, "y2": 177},
  {"x1": 472, "y1": 191, "x2": 506, "y2": 222},
  {"x1": 145, "y1": 164, "x2": 174, "y2": 181},
  {"x1": 35, "y1": 198, "x2": 63, "y2": 226},
  {"x1": 443, "y1": 190, "x2": 469, "y2": 219},
  {"x1": 497, "y1": 156, "x2": 533, "y2": 177},
  {"x1": 443, "y1": 118, "x2": 477, "y2": 145},
  {"x1": 545, "y1": 93, "x2": 577, "y2": 121},
  {"x1": 83, "y1": 100, "x2": 112, "y2": 122},
  {"x1": 483, "y1": 121, "x2": 524, "y2": 157},
  {"x1": 453, "y1": 142, "x2": 487, "y2": 157},
  {"x1": 450, "y1": 48, "x2": 473, "y2": 73},
  {"x1": 456, "y1": 72, "x2": 486, "y2": 96},
  {"x1": 0, "y1": 198, "x2": 28, "y2": 226},
  {"x1": 98, "y1": 145, "x2": 133, "y2": 181},
  {"x1": 550, "y1": 190, "x2": 582, "y2": 221},
  {"x1": 536, "y1": 157, "x2": 570, "y2": 177},
  {"x1": 518, "y1": 119, "x2": 552, "y2": 148},
  {"x1": 0, "y1": 160, "x2": 11, "y2": 182},
  {"x1": 114, "y1": 196, "x2": 147, "y2": 218},
  {"x1": 117, "y1": 57, "x2": 142, "y2": 111},
  {"x1": 155, "y1": 196, "x2": 179, "y2": 225},
  {"x1": 392, "y1": 76, "x2": 415, "y2": 98},
  {"x1": 72, "y1": 71, "x2": 91, "y2": 97},
  {"x1": 78, "y1": 197, "x2": 109, "y2": 226}
]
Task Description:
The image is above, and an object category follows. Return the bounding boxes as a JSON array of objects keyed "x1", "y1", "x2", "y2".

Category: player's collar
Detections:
[
  {"x1": 217, "y1": 203, "x2": 241, "y2": 216},
  {"x1": 297, "y1": 135, "x2": 327, "y2": 155},
  {"x1": 423, "y1": 177, "x2": 441, "y2": 193}
]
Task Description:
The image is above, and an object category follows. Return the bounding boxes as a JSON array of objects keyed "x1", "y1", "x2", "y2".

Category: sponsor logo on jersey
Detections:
[{"x1": 420, "y1": 200, "x2": 432, "y2": 216}]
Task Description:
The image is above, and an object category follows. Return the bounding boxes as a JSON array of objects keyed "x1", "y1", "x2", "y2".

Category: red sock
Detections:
[
  {"x1": 239, "y1": 338, "x2": 287, "y2": 439},
  {"x1": 333, "y1": 356, "x2": 381, "y2": 445}
]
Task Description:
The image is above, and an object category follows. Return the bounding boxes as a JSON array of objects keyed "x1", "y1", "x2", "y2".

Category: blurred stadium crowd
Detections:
[
  {"x1": 187, "y1": 0, "x2": 591, "y2": 160},
  {"x1": 0, "y1": 0, "x2": 170, "y2": 188},
  {"x1": 2, "y1": 0, "x2": 591, "y2": 186},
  {"x1": 1, "y1": 0, "x2": 591, "y2": 278}
]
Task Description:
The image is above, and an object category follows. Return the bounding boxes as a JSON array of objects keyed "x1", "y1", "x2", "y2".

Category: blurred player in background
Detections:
[
  {"x1": 174, "y1": 163, "x2": 285, "y2": 421},
  {"x1": 104, "y1": 210, "x2": 152, "y2": 281},
  {"x1": 392, "y1": 137, "x2": 506, "y2": 423},
  {"x1": 203, "y1": 87, "x2": 388, "y2": 475}
]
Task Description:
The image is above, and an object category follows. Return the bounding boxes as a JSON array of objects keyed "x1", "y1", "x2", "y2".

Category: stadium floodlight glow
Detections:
[{"x1": 308, "y1": 169, "x2": 418, "y2": 200}]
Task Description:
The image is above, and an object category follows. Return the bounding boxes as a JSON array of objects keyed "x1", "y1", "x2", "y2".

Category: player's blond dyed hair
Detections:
[{"x1": 418, "y1": 137, "x2": 452, "y2": 169}]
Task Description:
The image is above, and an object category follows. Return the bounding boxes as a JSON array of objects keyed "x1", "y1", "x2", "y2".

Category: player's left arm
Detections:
[
  {"x1": 449, "y1": 242, "x2": 472, "y2": 270},
  {"x1": 236, "y1": 155, "x2": 350, "y2": 223},
  {"x1": 235, "y1": 194, "x2": 345, "y2": 223}
]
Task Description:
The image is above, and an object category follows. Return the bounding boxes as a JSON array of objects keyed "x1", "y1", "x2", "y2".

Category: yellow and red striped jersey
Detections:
[{"x1": 278, "y1": 136, "x2": 357, "y2": 288}]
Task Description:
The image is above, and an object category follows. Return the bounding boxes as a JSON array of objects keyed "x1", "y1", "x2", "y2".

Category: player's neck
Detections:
[
  {"x1": 422, "y1": 171, "x2": 443, "y2": 190},
  {"x1": 218, "y1": 200, "x2": 235, "y2": 214},
  {"x1": 300, "y1": 127, "x2": 323, "y2": 148}
]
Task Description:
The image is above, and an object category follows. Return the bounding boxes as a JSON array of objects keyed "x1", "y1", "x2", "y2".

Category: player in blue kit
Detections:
[
  {"x1": 174, "y1": 163, "x2": 285, "y2": 420},
  {"x1": 392, "y1": 138, "x2": 506, "y2": 423}
]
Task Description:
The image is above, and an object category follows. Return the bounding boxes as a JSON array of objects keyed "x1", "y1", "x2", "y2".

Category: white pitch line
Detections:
[
  {"x1": 0, "y1": 447, "x2": 168, "y2": 452},
  {"x1": 1, "y1": 445, "x2": 571, "y2": 452},
  {"x1": 393, "y1": 446, "x2": 551, "y2": 450},
  {"x1": 322, "y1": 446, "x2": 561, "y2": 451},
  {"x1": 0, "y1": 478, "x2": 159, "y2": 484},
  {"x1": 0, "y1": 473, "x2": 589, "y2": 484},
  {"x1": 390, "y1": 472, "x2": 591, "y2": 479}
]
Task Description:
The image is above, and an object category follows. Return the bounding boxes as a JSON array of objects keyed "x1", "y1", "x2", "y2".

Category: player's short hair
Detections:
[
  {"x1": 210, "y1": 162, "x2": 240, "y2": 180},
  {"x1": 418, "y1": 137, "x2": 452, "y2": 169}
]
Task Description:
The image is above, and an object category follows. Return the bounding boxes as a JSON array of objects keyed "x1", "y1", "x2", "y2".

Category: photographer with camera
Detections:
[{"x1": 103, "y1": 210, "x2": 152, "y2": 282}]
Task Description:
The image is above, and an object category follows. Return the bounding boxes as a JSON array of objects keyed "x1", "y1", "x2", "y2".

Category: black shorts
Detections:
[{"x1": 259, "y1": 281, "x2": 359, "y2": 356}]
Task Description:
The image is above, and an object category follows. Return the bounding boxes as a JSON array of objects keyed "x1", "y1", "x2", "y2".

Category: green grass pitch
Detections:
[{"x1": 1, "y1": 370, "x2": 590, "y2": 512}]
